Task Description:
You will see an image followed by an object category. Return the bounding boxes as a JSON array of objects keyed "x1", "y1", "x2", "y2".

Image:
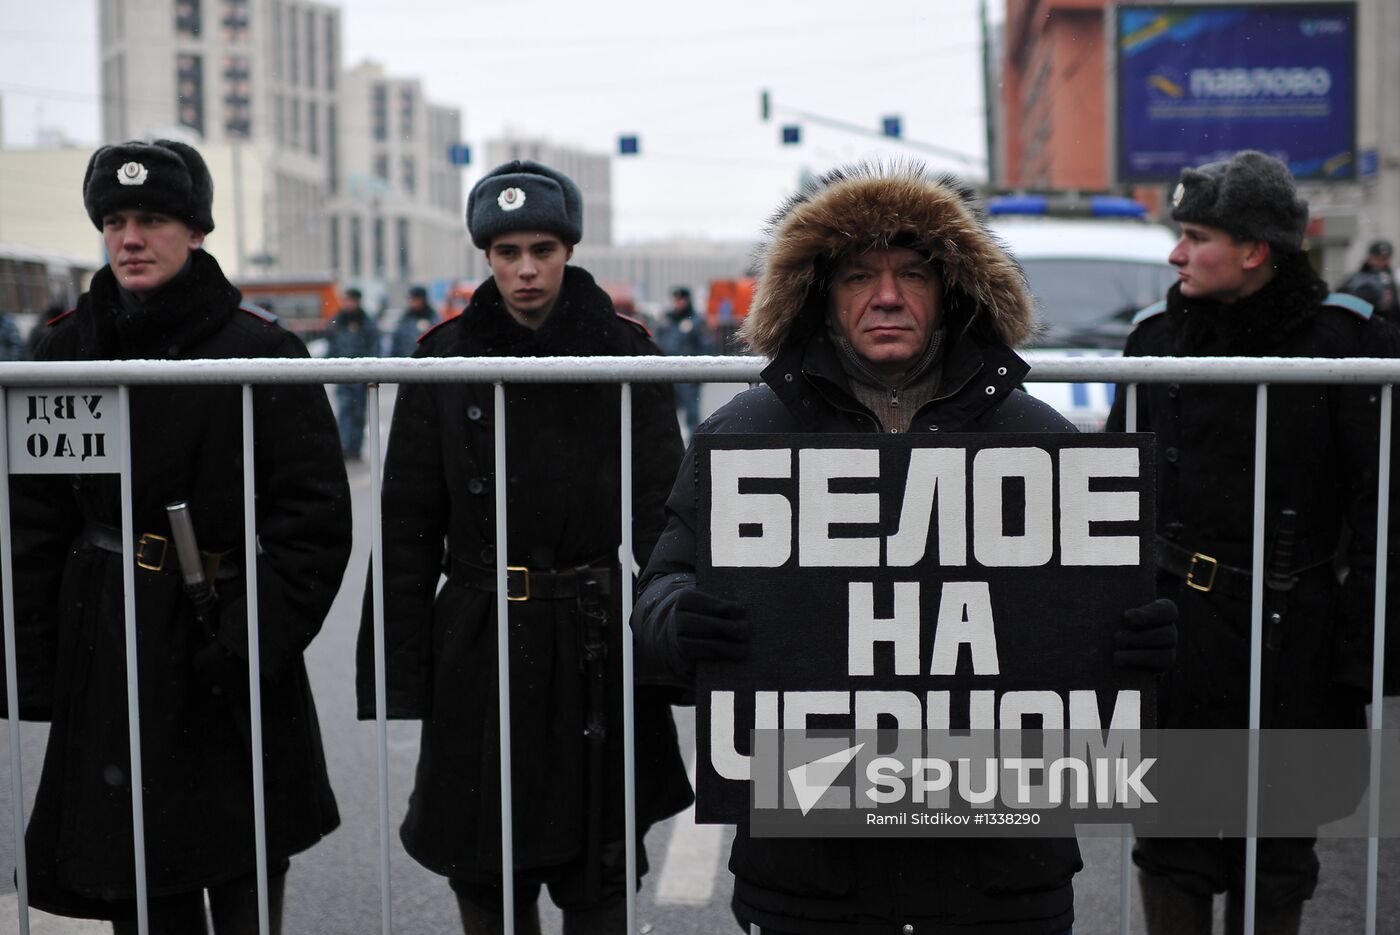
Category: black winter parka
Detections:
[
  {"x1": 354, "y1": 267, "x2": 693, "y2": 880},
  {"x1": 633, "y1": 166, "x2": 1084, "y2": 935},
  {"x1": 11, "y1": 250, "x2": 351, "y2": 917},
  {"x1": 634, "y1": 331, "x2": 1083, "y2": 935}
]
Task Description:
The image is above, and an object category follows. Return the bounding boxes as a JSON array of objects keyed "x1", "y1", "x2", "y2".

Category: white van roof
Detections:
[{"x1": 990, "y1": 216, "x2": 1178, "y2": 265}]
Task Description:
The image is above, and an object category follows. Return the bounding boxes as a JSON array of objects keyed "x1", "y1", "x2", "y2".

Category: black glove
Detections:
[
  {"x1": 671, "y1": 587, "x2": 748, "y2": 674},
  {"x1": 1114, "y1": 598, "x2": 1178, "y2": 672}
]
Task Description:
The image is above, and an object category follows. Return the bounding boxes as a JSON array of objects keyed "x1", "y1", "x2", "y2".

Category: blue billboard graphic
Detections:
[{"x1": 1117, "y1": 4, "x2": 1356, "y2": 182}]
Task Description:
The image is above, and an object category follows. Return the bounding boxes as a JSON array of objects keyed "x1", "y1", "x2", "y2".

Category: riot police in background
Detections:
[
  {"x1": 10, "y1": 138, "x2": 351, "y2": 934},
  {"x1": 1339, "y1": 239, "x2": 1398, "y2": 320},
  {"x1": 390, "y1": 284, "x2": 439, "y2": 356},
  {"x1": 325, "y1": 287, "x2": 380, "y2": 461},
  {"x1": 356, "y1": 160, "x2": 692, "y2": 935},
  {"x1": 654, "y1": 285, "x2": 712, "y2": 435}
]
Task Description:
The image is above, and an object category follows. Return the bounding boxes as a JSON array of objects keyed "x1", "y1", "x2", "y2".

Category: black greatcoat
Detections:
[
  {"x1": 634, "y1": 167, "x2": 1084, "y2": 935},
  {"x1": 10, "y1": 250, "x2": 351, "y2": 917},
  {"x1": 354, "y1": 266, "x2": 693, "y2": 880},
  {"x1": 1105, "y1": 257, "x2": 1382, "y2": 731}
]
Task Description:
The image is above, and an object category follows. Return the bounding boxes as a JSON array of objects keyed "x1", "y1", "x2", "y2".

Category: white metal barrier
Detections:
[{"x1": 0, "y1": 353, "x2": 1394, "y2": 935}]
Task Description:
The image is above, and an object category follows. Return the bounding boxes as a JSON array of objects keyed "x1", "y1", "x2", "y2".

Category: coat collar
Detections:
[
  {"x1": 72, "y1": 250, "x2": 241, "y2": 359},
  {"x1": 761, "y1": 328, "x2": 1028, "y2": 432},
  {"x1": 1163, "y1": 251, "x2": 1328, "y2": 355},
  {"x1": 448, "y1": 266, "x2": 625, "y2": 356}
]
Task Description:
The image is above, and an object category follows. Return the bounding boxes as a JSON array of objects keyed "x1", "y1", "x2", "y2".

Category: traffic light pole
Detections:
[{"x1": 760, "y1": 90, "x2": 985, "y2": 171}]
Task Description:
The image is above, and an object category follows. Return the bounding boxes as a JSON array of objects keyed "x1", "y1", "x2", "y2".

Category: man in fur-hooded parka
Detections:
[
  {"x1": 1106, "y1": 151, "x2": 1385, "y2": 932},
  {"x1": 633, "y1": 163, "x2": 1088, "y2": 935}
]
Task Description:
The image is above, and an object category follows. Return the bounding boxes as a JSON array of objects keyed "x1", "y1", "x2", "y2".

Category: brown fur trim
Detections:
[{"x1": 740, "y1": 162, "x2": 1034, "y2": 357}]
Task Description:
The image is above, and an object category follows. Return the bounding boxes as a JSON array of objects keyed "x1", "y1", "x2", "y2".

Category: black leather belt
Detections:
[
  {"x1": 1156, "y1": 537, "x2": 1252, "y2": 599},
  {"x1": 1155, "y1": 536, "x2": 1332, "y2": 600},
  {"x1": 450, "y1": 555, "x2": 614, "y2": 602},
  {"x1": 82, "y1": 520, "x2": 238, "y2": 580}
]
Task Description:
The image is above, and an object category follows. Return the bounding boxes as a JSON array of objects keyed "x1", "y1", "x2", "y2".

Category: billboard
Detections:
[{"x1": 1116, "y1": 4, "x2": 1356, "y2": 182}]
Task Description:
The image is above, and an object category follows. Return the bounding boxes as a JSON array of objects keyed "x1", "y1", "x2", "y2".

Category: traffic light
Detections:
[
  {"x1": 882, "y1": 115, "x2": 902, "y2": 139},
  {"x1": 761, "y1": 89, "x2": 771, "y2": 122},
  {"x1": 781, "y1": 125, "x2": 801, "y2": 145},
  {"x1": 618, "y1": 135, "x2": 640, "y2": 156}
]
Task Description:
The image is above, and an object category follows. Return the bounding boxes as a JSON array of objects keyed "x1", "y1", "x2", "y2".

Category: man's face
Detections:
[
  {"x1": 827, "y1": 247, "x2": 941, "y2": 383},
  {"x1": 486, "y1": 230, "x2": 573, "y2": 329},
  {"x1": 101, "y1": 210, "x2": 204, "y2": 297},
  {"x1": 1367, "y1": 251, "x2": 1391, "y2": 270},
  {"x1": 1168, "y1": 223, "x2": 1264, "y2": 303}
]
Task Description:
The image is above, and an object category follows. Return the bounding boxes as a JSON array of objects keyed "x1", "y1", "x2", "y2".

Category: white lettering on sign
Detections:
[
  {"x1": 8, "y1": 387, "x2": 122, "y2": 475},
  {"x1": 710, "y1": 448, "x2": 791, "y2": 567},
  {"x1": 1189, "y1": 67, "x2": 1331, "y2": 98},
  {"x1": 708, "y1": 687, "x2": 1143, "y2": 779},
  {"x1": 1060, "y1": 447, "x2": 1140, "y2": 566},
  {"x1": 709, "y1": 446, "x2": 1141, "y2": 568},
  {"x1": 799, "y1": 447, "x2": 880, "y2": 567}
]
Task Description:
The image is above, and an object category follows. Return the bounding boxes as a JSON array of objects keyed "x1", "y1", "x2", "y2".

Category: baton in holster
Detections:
[
  {"x1": 1260, "y1": 508, "x2": 1298, "y2": 724},
  {"x1": 1264, "y1": 508, "x2": 1298, "y2": 652},
  {"x1": 166, "y1": 501, "x2": 218, "y2": 640},
  {"x1": 578, "y1": 575, "x2": 609, "y2": 901}
]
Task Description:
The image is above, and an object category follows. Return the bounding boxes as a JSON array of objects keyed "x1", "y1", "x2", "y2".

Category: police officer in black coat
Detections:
[
  {"x1": 1107, "y1": 151, "x2": 1386, "y2": 935},
  {"x1": 11, "y1": 139, "x2": 352, "y2": 933},
  {"x1": 633, "y1": 163, "x2": 1178, "y2": 935},
  {"x1": 355, "y1": 161, "x2": 692, "y2": 935}
]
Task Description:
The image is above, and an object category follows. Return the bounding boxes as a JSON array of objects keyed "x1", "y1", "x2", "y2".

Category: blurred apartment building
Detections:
[
  {"x1": 331, "y1": 62, "x2": 466, "y2": 306},
  {"x1": 85, "y1": 0, "x2": 469, "y2": 299},
  {"x1": 3, "y1": 4, "x2": 750, "y2": 316},
  {"x1": 997, "y1": 0, "x2": 1400, "y2": 279}
]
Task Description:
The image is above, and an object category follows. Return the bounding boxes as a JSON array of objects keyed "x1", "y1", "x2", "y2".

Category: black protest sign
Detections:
[{"x1": 693, "y1": 433, "x2": 1157, "y2": 823}]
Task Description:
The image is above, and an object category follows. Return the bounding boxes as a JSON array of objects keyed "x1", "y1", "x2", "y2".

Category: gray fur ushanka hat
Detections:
[
  {"x1": 467, "y1": 160, "x2": 583, "y2": 249},
  {"x1": 740, "y1": 161, "x2": 1035, "y2": 358},
  {"x1": 83, "y1": 139, "x2": 215, "y2": 233},
  {"x1": 1170, "y1": 150, "x2": 1308, "y2": 252}
]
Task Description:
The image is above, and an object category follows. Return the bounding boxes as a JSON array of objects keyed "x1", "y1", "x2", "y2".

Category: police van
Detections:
[{"x1": 987, "y1": 194, "x2": 1179, "y2": 430}]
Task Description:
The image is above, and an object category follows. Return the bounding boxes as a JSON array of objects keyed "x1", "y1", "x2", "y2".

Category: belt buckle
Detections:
[
  {"x1": 506, "y1": 566, "x2": 530, "y2": 602},
  {"x1": 1186, "y1": 552, "x2": 1218, "y2": 592},
  {"x1": 135, "y1": 533, "x2": 169, "y2": 572}
]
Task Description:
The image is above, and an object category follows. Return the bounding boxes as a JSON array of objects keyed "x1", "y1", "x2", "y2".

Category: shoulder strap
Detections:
[
  {"x1": 1322, "y1": 291, "x2": 1374, "y2": 320},
  {"x1": 239, "y1": 303, "x2": 281, "y2": 325},
  {"x1": 418, "y1": 315, "x2": 456, "y2": 344},
  {"x1": 1131, "y1": 300, "x2": 1168, "y2": 326},
  {"x1": 615, "y1": 311, "x2": 653, "y2": 339}
]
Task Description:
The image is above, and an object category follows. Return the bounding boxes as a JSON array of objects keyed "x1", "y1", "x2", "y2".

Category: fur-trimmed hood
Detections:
[{"x1": 740, "y1": 162, "x2": 1034, "y2": 358}]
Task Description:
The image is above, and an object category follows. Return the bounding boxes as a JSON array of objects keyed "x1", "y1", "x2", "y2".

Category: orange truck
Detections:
[
  {"x1": 706, "y1": 278, "x2": 755, "y2": 353},
  {"x1": 235, "y1": 278, "x2": 344, "y2": 338}
]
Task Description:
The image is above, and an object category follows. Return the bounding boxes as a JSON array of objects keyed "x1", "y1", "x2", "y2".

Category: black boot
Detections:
[
  {"x1": 1224, "y1": 891, "x2": 1303, "y2": 935},
  {"x1": 1140, "y1": 869, "x2": 1213, "y2": 935}
]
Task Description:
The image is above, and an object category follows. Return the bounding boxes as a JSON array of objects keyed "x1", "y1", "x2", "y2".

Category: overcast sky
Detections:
[{"x1": 1, "y1": 0, "x2": 1000, "y2": 243}]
